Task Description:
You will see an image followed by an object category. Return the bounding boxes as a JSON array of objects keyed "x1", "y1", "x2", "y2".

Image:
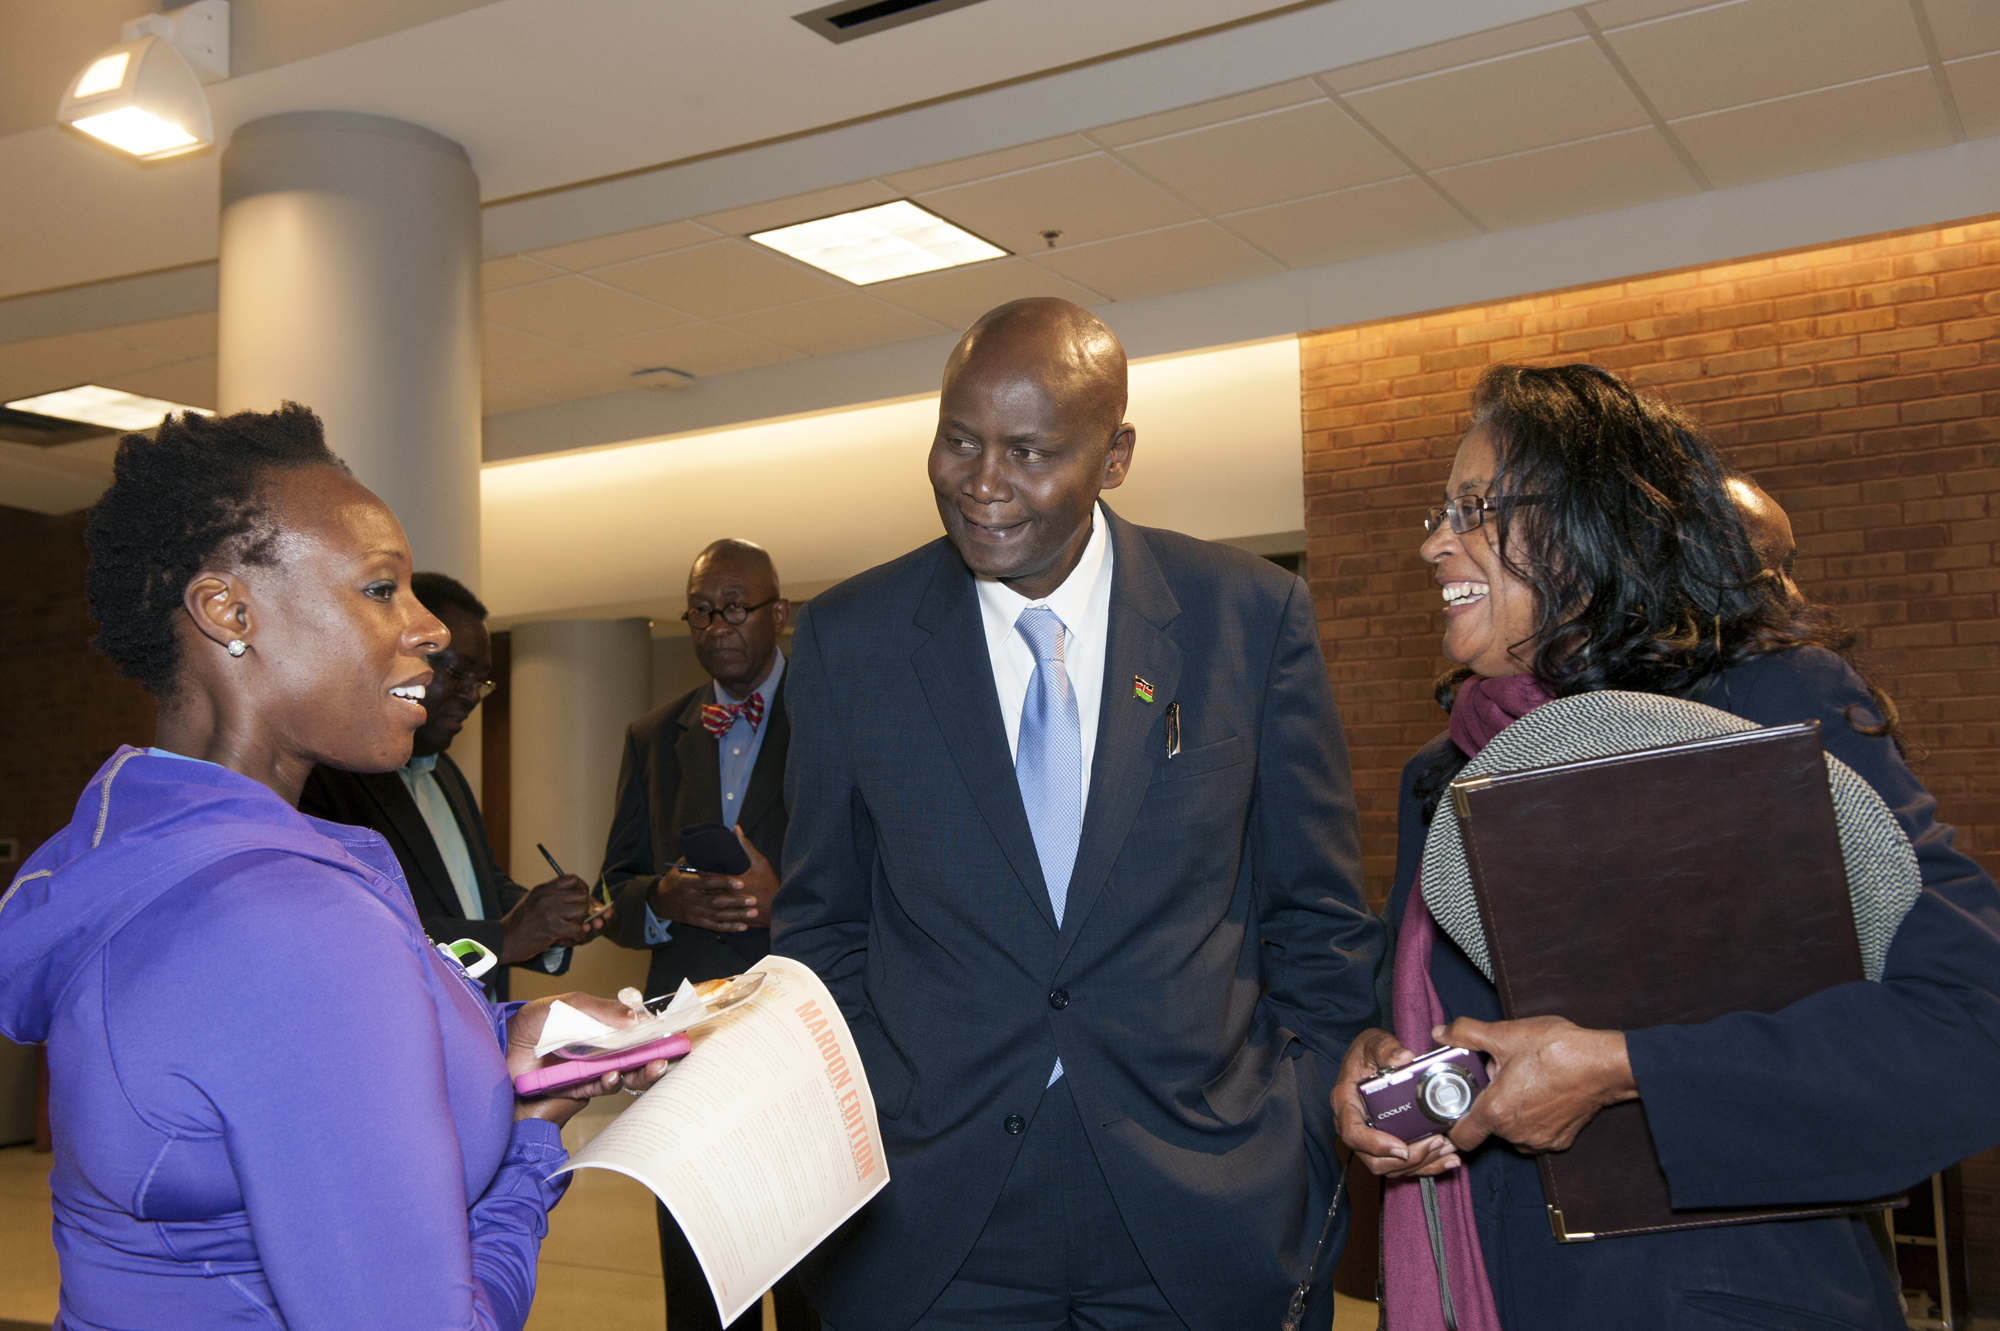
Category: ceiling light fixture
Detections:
[
  {"x1": 57, "y1": 2, "x2": 229, "y2": 162},
  {"x1": 750, "y1": 200, "x2": 1007, "y2": 286},
  {"x1": 6, "y1": 386, "x2": 215, "y2": 433}
]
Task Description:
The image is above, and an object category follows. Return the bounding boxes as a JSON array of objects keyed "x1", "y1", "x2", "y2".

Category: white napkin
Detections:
[
  {"x1": 533, "y1": 1000, "x2": 617, "y2": 1057},
  {"x1": 534, "y1": 980, "x2": 707, "y2": 1058}
]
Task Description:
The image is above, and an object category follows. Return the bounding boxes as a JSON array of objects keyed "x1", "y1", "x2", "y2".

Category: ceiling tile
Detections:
[
  {"x1": 1671, "y1": 68, "x2": 1953, "y2": 188},
  {"x1": 482, "y1": 276, "x2": 691, "y2": 345},
  {"x1": 1092, "y1": 79, "x2": 1326, "y2": 147},
  {"x1": 99, "y1": 359, "x2": 218, "y2": 411},
  {"x1": 1219, "y1": 177, "x2": 1477, "y2": 269},
  {"x1": 588, "y1": 324, "x2": 803, "y2": 378},
  {"x1": 527, "y1": 221, "x2": 719, "y2": 273},
  {"x1": 916, "y1": 155, "x2": 1198, "y2": 255},
  {"x1": 1585, "y1": 0, "x2": 1717, "y2": 24},
  {"x1": 881, "y1": 136, "x2": 1097, "y2": 196},
  {"x1": 482, "y1": 323, "x2": 561, "y2": 365},
  {"x1": 1431, "y1": 127, "x2": 1701, "y2": 232},
  {"x1": 1321, "y1": 13, "x2": 1586, "y2": 93},
  {"x1": 481, "y1": 384, "x2": 553, "y2": 417},
  {"x1": 1924, "y1": 0, "x2": 2000, "y2": 59},
  {"x1": 1605, "y1": 0, "x2": 1928, "y2": 120},
  {"x1": 697, "y1": 182, "x2": 900, "y2": 237},
  {"x1": 480, "y1": 255, "x2": 563, "y2": 293},
  {"x1": 1029, "y1": 223, "x2": 1281, "y2": 303},
  {"x1": 1344, "y1": 39, "x2": 1649, "y2": 170},
  {"x1": 720, "y1": 295, "x2": 947, "y2": 358},
  {"x1": 93, "y1": 312, "x2": 217, "y2": 359},
  {"x1": 0, "y1": 334, "x2": 170, "y2": 402},
  {"x1": 1116, "y1": 102, "x2": 1406, "y2": 215},
  {"x1": 868, "y1": 258, "x2": 1107, "y2": 328},
  {"x1": 485, "y1": 350, "x2": 639, "y2": 403},
  {"x1": 591, "y1": 241, "x2": 843, "y2": 320},
  {"x1": 1949, "y1": 51, "x2": 2000, "y2": 137}
]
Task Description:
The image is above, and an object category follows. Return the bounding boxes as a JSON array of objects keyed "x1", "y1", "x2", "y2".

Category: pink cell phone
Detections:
[{"x1": 512, "y1": 1033, "x2": 691, "y2": 1097}]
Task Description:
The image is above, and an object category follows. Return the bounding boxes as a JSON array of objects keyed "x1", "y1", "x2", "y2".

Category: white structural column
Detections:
[
  {"x1": 508, "y1": 618, "x2": 654, "y2": 999},
  {"x1": 216, "y1": 110, "x2": 485, "y2": 789}
]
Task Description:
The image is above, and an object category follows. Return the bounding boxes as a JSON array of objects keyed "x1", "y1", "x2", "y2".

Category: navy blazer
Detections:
[
  {"x1": 1383, "y1": 647, "x2": 2000, "y2": 1330},
  {"x1": 298, "y1": 752, "x2": 558, "y2": 1001},
  {"x1": 773, "y1": 507, "x2": 1383, "y2": 1331},
  {"x1": 601, "y1": 675, "x2": 791, "y2": 999}
]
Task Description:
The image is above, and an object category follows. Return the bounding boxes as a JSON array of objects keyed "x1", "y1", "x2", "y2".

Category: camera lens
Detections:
[{"x1": 1419, "y1": 1067, "x2": 1475, "y2": 1124}]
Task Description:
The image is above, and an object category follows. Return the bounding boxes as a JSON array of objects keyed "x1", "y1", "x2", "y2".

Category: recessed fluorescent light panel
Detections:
[
  {"x1": 5, "y1": 385, "x2": 214, "y2": 432},
  {"x1": 750, "y1": 200, "x2": 1007, "y2": 286}
]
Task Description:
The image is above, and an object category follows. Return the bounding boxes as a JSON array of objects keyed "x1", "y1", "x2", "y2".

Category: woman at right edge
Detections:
[{"x1": 1332, "y1": 363, "x2": 2000, "y2": 1329}]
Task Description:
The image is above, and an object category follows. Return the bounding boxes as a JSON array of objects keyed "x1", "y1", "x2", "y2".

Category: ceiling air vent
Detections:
[{"x1": 794, "y1": 0, "x2": 990, "y2": 44}]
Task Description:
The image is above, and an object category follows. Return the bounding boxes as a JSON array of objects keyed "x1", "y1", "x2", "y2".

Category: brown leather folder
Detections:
[{"x1": 1449, "y1": 720, "x2": 1888, "y2": 1241}]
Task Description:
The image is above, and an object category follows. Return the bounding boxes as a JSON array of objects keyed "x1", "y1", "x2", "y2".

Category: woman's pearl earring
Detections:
[{"x1": 226, "y1": 639, "x2": 247, "y2": 657}]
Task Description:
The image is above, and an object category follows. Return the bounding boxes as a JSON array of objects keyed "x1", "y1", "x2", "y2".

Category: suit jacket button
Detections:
[
  {"x1": 1004, "y1": 1114, "x2": 1026, "y2": 1135},
  {"x1": 1048, "y1": 989, "x2": 1069, "y2": 1010}
]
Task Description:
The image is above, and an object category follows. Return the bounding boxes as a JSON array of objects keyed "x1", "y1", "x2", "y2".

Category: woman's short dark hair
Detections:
[
  {"x1": 85, "y1": 403, "x2": 348, "y2": 697},
  {"x1": 1449, "y1": 363, "x2": 1853, "y2": 705}
]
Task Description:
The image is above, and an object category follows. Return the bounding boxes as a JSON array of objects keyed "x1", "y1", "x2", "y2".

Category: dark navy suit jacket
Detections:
[
  {"x1": 1385, "y1": 647, "x2": 2000, "y2": 1330},
  {"x1": 773, "y1": 508, "x2": 1383, "y2": 1331}
]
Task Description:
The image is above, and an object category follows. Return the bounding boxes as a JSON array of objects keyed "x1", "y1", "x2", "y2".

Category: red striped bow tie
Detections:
[{"x1": 701, "y1": 692, "x2": 764, "y2": 738}]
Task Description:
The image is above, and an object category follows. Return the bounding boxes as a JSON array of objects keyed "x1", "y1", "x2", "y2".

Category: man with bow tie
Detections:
[{"x1": 602, "y1": 537, "x2": 817, "y2": 1331}]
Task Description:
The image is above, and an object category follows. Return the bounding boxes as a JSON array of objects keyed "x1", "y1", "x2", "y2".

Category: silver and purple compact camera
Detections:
[{"x1": 1358, "y1": 1045, "x2": 1490, "y2": 1143}]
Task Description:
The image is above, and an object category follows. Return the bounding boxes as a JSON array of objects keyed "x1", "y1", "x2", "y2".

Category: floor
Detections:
[{"x1": 0, "y1": 1101, "x2": 1381, "y2": 1330}]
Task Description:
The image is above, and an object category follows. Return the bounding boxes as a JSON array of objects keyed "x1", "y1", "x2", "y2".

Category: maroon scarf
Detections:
[{"x1": 1382, "y1": 672, "x2": 1555, "y2": 1330}]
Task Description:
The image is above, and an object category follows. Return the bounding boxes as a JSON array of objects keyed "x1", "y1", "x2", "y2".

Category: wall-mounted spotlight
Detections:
[{"x1": 57, "y1": 1, "x2": 229, "y2": 162}]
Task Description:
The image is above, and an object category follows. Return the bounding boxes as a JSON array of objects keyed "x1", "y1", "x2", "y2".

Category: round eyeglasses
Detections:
[
  {"x1": 426, "y1": 656, "x2": 498, "y2": 699},
  {"x1": 681, "y1": 597, "x2": 778, "y2": 630},
  {"x1": 1422, "y1": 494, "x2": 1544, "y2": 536}
]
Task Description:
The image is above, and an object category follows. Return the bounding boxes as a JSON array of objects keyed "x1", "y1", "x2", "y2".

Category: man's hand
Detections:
[
  {"x1": 498, "y1": 874, "x2": 595, "y2": 964},
  {"x1": 646, "y1": 828, "x2": 775, "y2": 932},
  {"x1": 506, "y1": 992, "x2": 676, "y2": 1126},
  {"x1": 1440, "y1": 1015, "x2": 1637, "y2": 1155},
  {"x1": 1332, "y1": 1028, "x2": 1463, "y2": 1178}
]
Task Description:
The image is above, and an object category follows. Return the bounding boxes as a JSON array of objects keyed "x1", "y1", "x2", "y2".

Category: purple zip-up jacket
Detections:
[{"x1": 0, "y1": 747, "x2": 570, "y2": 1330}]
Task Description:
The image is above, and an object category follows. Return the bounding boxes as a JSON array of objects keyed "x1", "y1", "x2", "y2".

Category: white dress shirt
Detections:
[
  {"x1": 976, "y1": 502, "x2": 1114, "y2": 1087},
  {"x1": 975, "y1": 501, "x2": 1115, "y2": 815}
]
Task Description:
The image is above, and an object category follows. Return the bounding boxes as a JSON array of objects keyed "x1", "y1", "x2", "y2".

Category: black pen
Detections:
[{"x1": 538, "y1": 843, "x2": 616, "y2": 926}]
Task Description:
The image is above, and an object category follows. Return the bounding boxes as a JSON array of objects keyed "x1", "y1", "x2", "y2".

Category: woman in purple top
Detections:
[{"x1": 0, "y1": 405, "x2": 668, "y2": 1330}]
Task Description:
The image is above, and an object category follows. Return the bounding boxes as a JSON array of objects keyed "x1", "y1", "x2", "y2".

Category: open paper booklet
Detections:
[{"x1": 551, "y1": 955, "x2": 889, "y2": 1326}]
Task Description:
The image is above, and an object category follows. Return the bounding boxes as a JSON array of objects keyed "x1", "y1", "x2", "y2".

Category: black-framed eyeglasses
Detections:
[
  {"x1": 426, "y1": 655, "x2": 497, "y2": 699},
  {"x1": 681, "y1": 597, "x2": 778, "y2": 630},
  {"x1": 1422, "y1": 494, "x2": 1545, "y2": 536}
]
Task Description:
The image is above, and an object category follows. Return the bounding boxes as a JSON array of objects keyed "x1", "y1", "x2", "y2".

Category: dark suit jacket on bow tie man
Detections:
[
  {"x1": 601, "y1": 537, "x2": 817, "y2": 1331},
  {"x1": 300, "y1": 572, "x2": 598, "y2": 1000},
  {"x1": 773, "y1": 298, "x2": 1383, "y2": 1331}
]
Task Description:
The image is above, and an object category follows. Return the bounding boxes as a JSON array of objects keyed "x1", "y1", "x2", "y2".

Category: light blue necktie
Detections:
[
  {"x1": 1015, "y1": 606, "x2": 1081, "y2": 1089},
  {"x1": 1014, "y1": 606, "x2": 1082, "y2": 926}
]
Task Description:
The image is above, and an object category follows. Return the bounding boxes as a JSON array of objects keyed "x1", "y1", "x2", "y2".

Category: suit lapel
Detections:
[
  {"x1": 1056, "y1": 509, "x2": 1182, "y2": 967},
  {"x1": 674, "y1": 688, "x2": 724, "y2": 834},
  {"x1": 910, "y1": 542, "x2": 1058, "y2": 934},
  {"x1": 737, "y1": 672, "x2": 790, "y2": 833},
  {"x1": 361, "y1": 769, "x2": 464, "y2": 921},
  {"x1": 431, "y1": 753, "x2": 503, "y2": 917}
]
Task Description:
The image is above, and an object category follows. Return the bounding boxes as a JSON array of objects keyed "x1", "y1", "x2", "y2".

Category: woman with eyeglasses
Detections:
[
  {"x1": 0, "y1": 406, "x2": 671, "y2": 1331},
  {"x1": 1328, "y1": 364, "x2": 2000, "y2": 1329}
]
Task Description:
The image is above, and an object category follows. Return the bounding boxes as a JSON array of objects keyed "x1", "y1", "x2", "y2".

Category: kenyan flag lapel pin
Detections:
[{"x1": 1133, "y1": 676, "x2": 1155, "y2": 703}]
